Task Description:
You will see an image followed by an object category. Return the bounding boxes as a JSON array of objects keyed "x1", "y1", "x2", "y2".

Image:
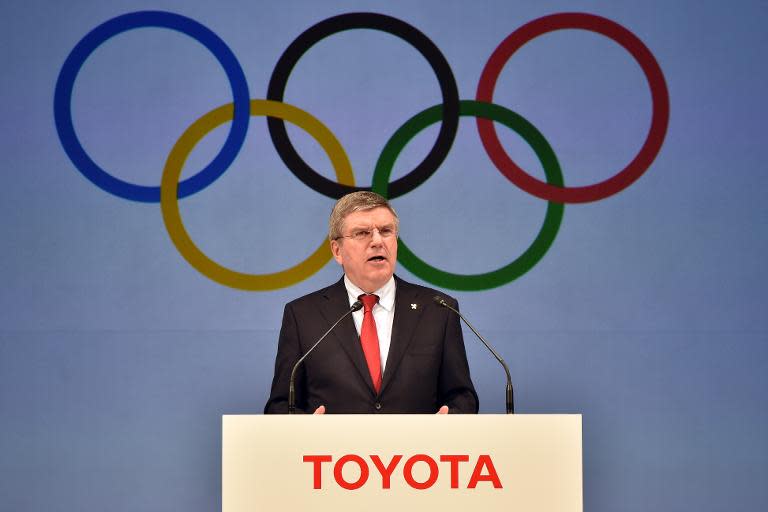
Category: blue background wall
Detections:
[{"x1": 1, "y1": 1, "x2": 766, "y2": 511}]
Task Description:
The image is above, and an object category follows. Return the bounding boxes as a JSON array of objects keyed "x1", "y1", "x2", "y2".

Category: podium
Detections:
[{"x1": 222, "y1": 414, "x2": 582, "y2": 511}]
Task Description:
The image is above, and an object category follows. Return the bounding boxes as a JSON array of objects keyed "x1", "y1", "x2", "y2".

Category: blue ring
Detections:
[{"x1": 53, "y1": 11, "x2": 250, "y2": 203}]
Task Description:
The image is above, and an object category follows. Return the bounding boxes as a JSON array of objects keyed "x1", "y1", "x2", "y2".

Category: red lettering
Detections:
[
  {"x1": 439, "y1": 455, "x2": 470, "y2": 489},
  {"x1": 467, "y1": 454, "x2": 502, "y2": 488},
  {"x1": 305, "y1": 453, "x2": 502, "y2": 490},
  {"x1": 302, "y1": 455, "x2": 332, "y2": 489},
  {"x1": 333, "y1": 454, "x2": 369, "y2": 490},
  {"x1": 403, "y1": 454, "x2": 439, "y2": 490},
  {"x1": 370, "y1": 455, "x2": 403, "y2": 489}
]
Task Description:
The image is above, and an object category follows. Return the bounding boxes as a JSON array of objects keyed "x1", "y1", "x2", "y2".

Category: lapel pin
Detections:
[{"x1": 411, "y1": 303, "x2": 418, "y2": 310}]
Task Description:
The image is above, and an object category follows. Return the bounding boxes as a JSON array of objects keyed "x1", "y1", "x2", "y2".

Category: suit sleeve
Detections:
[
  {"x1": 439, "y1": 297, "x2": 479, "y2": 413},
  {"x1": 264, "y1": 303, "x2": 309, "y2": 414}
]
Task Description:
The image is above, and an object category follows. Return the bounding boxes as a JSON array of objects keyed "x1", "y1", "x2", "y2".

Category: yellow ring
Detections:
[{"x1": 160, "y1": 99, "x2": 354, "y2": 290}]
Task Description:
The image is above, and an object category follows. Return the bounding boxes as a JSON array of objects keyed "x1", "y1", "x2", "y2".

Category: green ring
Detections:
[{"x1": 372, "y1": 100, "x2": 565, "y2": 291}]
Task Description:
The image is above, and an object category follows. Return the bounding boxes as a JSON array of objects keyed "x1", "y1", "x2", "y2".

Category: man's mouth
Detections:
[{"x1": 367, "y1": 256, "x2": 387, "y2": 262}]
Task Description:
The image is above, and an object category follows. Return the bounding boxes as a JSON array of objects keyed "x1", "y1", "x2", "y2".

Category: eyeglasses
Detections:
[{"x1": 336, "y1": 225, "x2": 397, "y2": 242}]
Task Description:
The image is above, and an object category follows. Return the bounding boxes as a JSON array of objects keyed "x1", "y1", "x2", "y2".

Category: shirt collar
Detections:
[{"x1": 343, "y1": 274, "x2": 395, "y2": 312}]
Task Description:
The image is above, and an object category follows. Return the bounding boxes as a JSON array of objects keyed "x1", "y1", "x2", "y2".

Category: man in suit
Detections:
[{"x1": 264, "y1": 191, "x2": 477, "y2": 414}]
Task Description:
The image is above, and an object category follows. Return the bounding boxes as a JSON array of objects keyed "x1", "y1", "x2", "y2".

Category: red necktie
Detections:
[{"x1": 358, "y1": 294, "x2": 382, "y2": 393}]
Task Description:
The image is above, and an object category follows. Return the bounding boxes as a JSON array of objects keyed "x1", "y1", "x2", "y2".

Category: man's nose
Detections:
[{"x1": 370, "y1": 228, "x2": 384, "y2": 244}]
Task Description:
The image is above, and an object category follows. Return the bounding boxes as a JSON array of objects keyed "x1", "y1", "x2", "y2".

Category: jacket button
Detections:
[{"x1": 375, "y1": 402, "x2": 382, "y2": 410}]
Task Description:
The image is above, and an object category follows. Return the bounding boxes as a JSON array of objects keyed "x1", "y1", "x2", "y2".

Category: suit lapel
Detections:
[
  {"x1": 381, "y1": 276, "x2": 424, "y2": 394},
  {"x1": 319, "y1": 278, "x2": 377, "y2": 395}
]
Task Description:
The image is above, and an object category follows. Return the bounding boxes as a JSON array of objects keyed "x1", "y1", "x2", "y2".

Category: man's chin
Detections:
[{"x1": 357, "y1": 268, "x2": 394, "y2": 291}]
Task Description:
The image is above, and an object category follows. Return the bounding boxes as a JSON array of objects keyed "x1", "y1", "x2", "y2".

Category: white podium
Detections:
[{"x1": 223, "y1": 414, "x2": 582, "y2": 511}]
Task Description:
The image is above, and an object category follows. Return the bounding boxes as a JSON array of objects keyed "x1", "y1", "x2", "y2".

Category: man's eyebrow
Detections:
[{"x1": 348, "y1": 222, "x2": 395, "y2": 229}]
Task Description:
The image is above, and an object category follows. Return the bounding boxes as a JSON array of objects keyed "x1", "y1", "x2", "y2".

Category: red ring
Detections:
[{"x1": 476, "y1": 12, "x2": 669, "y2": 203}]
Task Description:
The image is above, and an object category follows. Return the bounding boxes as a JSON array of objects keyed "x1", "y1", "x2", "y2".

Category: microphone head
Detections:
[
  {"x1": 351, "y1": 300, "x2": 363, "y2": 312},
  {"x1": 433, "y1": 295, "x2": 448, "y2": 307}
]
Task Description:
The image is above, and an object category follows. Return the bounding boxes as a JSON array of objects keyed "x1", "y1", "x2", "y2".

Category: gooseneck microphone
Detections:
[
  {"x1": 288, "y1": 300, "x2": 363, "y2": 414},
  {"x1": 433, "y1": 296, "x2": 515, "y2": 414}
]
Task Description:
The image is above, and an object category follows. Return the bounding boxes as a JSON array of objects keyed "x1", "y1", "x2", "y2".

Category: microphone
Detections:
[
  {"x1": 433, "y1": 295, "x2": 515, "y2": 414},
  {"x1": 288, "y1": 300, "x2": 363, "y2": 414}
]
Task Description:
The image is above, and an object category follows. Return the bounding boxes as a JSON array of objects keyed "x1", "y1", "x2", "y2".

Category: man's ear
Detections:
[{"x1": 330, "y1": 239, "x2": 343, "y2": 265}]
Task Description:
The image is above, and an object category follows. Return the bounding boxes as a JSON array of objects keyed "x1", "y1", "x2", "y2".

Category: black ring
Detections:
[{"x1": 266, "y1": 12, "x2": 460, "y2": 199}]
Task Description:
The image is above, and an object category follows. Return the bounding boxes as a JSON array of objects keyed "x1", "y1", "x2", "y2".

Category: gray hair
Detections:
[{"x1": 328, "y1": 191, "x2": 399, "y2": 241}]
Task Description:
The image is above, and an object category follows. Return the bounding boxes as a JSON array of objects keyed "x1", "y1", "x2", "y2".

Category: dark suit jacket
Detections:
[{"x1": 264, "y1": 276, "x2": 478, "y2": 414}]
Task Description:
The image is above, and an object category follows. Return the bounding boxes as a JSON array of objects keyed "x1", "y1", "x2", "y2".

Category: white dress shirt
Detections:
[{"x1": 343, "y1": 274, "x2": 396, "y2": 372}]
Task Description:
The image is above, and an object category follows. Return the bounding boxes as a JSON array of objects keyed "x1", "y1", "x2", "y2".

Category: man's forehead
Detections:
[{"x1": 344, "y1": 207, "x2": 395, "y2": 225}]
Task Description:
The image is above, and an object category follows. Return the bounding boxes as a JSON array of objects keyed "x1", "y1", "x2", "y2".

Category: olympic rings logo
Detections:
[{"x1": 54, "y1": 11, "x2": 669, "y2": 291}]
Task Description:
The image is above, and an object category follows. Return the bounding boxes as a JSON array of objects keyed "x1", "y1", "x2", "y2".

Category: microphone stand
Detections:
[
  {"x1": 288, "y1": 301, "x2": 363, "y2": 414},
  {"x1": 434, "y1": 296, "x2": 514, "y2": 414}
]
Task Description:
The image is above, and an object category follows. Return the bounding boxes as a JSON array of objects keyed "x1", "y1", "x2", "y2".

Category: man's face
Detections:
[{"x1": 330, "y1": 206, "x2": 398, "y2": 293}]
